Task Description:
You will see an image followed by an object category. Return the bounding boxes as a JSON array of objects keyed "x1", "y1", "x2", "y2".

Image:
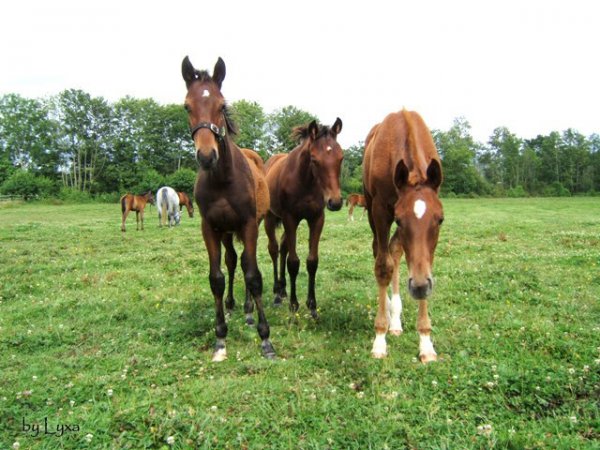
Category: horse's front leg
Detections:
[
  {"x1": 135, "y1": 211, "x2": 140, "y2": 231},
  {"x1": 418, "y1": 300, "x2": 437, "y2": 363},
  {"x1": 306, "y1": 214, "x2": 324, "y2": 319},
  {"x1": 240, "y1": 220, "x2": 275, "y2": 359},
  {"x1": 282, "y1": 215, "x2": 300, "y2": 313},
  {"x1": 201, "y1": 221, "x2": 227, "y2": 362},
  {"x1": 222, "y1": 233, "x2": 237, "y2": 314},
  {"x1": 370, "y1": 203, "x2": 394, "y2": 358}
]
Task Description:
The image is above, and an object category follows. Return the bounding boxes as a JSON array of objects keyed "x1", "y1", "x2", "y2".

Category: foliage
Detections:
[
  {"x1": 0, "y1": 170, "x2": 56, "y2": 199},
  {"x1": 165, "y1": 168, "x2": 197, "y2": 195},
  {"x1": 0, "y1": 199, "x2": 598, "y2": 449},
  {"x1": 266, "y1": 105, "x2": 317, "y2": 153},
  {"x1": 230, "y1": 100, "x2": 268, "y2": 158},
  {"x1": 1, "y1": 91, "x2": 599, "y2": 198}
]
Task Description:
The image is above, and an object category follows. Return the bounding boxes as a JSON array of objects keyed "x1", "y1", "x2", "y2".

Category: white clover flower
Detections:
[
  {"x1": 107, "y1": 389, "x2": 113, "y2": 397},
  {"x1": 166, "y1": 436, "x2": 175, "y2": 445},
  {"x1": 85, "y1": 433, "x2": 93, "y2": 443},
  {"x1": 13, "y1": 442, "x2": 20, "y2": 450},
  {"x1": 210, "y1": 405, "x2": 218, "y2": 412},
  {"x1": 569, "y1": 416, "x2": 577, "y2": 424}
]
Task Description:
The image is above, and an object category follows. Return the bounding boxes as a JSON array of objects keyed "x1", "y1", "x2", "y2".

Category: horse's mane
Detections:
[
  {"x1": 402, "y1": 109, "x2": 429, "y2": 186},
  {"x1": 292, "y1": 123, "x2": 334, "y2": 142}
]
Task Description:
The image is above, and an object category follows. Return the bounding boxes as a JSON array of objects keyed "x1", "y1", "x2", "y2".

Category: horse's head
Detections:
[
  {"x1": 146, "y1": 191, "x2": 155, "y2": 206},
  {"x1": 296, "y1": 118, "x2": 344, "y2": 211},
  {"x1": 182, "y1": 56, "x2": 236, "y2": 170},
  {"x1": 393, "y1": 158, "x2": 444, "y2": 300}
]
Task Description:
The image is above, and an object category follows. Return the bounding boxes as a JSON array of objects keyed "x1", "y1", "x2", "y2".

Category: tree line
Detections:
[{"x1": 1, "y1": 91, "x2": 598, "y2": 200}]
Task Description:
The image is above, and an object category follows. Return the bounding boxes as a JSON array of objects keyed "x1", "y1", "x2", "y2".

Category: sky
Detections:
[{"x1": 1, "y1": 0, "x2": 599, "y2": 148}]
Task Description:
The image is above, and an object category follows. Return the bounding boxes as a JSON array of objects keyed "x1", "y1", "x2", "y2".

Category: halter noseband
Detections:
[{"x1": 190, "y1": 122, "x2": 226, "y2": 141}]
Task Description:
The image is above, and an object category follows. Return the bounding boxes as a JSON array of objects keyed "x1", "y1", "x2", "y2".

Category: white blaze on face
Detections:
[
  {"x1": 326, "y1": 145, "x2": 332, "y2": 152},
  {"x1": 414, "y1": 199, "x2": 427, "y2": 219},
  {"x1": 202, "y1": 89, "x2": 210, "y2": 98}
]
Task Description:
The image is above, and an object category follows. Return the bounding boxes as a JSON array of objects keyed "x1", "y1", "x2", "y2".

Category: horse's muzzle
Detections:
[
  {"x1": 197, "y1": 149, "x2": 218, "y2": 170},
  {"x1": 327, "y1": 198, "x2": 343, "y2": 211},
  {"x1": 408, "y1": 277, "x2": 433, "y2": 300}
]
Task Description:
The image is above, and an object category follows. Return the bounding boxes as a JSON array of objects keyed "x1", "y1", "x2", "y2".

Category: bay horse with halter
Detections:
[
  {"x1": 177, "y1": 191, "x2": 194, "y2": 218},
  {"x1": 264, "y1": 119, "x2": 344, "y2": 318},
  {"x1": 182, "y1": 56, "x2": 275, "y2": 361},
  {"x1": 120, "y1": 191, "x2": 155, "y2": 232},
  {"x1": 346, "y1": 193, "x2": 366, "y2": 221},
  {"x1": 363, "y1": 109, "x2": 444, "y2": 362}
]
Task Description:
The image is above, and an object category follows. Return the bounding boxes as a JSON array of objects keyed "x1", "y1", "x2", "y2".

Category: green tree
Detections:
[
  {"x1": 266, "y1": 106, "x2": 317, "y2": 153},
  {"x1": 51, "y1": 89, "x2": 112, "y2": 192},
  {"x1": 488, "y1": 127, "x2": 523, "y2": 189},
  {"x1": 433, "y1": 118, "x2": 488, "y2": 195},
  {"x1": 165, "y1": 168, "x2": 197, "y2": 194},
  {"x1": 230, "y1": 100, "x2": 268, "y2": 158},
  {"x1": 0, "y1": 94, "x2": 57, "y2": 180},
  {"x1": 1, "y1": 170, "x2": 56, "y2": 200}
]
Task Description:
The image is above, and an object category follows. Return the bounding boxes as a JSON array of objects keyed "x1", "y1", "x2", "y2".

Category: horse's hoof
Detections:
[
  {"x1": 273, "y1": 296, "x2": 283, "y2": 307},
  {"x1": 212, "y1": 348, "x2": 227, "y2": 362},
  {"x1": 419, "y1": 353, "x2": 437, "y2": 364},
  {"x1": 245, "y1": 316, "x2": 255, "y2": 326},
  {"x1": 310, "y1": 309, "x2": 319, "y2": 320},
  {"x1": 389, "y1": 328, "x2": 403, "y2": 336},
  {"x1": 261, "y1": 341, "x2": 276, "y2": 360},
  {"x1": 371, "y1": 351, "x2": 387, "y2": 359}
]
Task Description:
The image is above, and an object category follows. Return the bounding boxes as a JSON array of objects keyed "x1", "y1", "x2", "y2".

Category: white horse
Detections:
[{"x1": 156, "y1": 186, "x2": 181, "y2": 227}]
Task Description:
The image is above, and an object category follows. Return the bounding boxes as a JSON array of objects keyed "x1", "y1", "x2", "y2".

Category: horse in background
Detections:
[
  {"x1": 346, "y1": 193, "x2": 366, "y2": 221},
  {"x1": 120, "y1": 191, "x2": 154, "y2": 232},
  {"x1": 157, "y1": 186, "x2": 181, "y2": 227},
  {"x1": 177, "y1": 191, "x2": 194, "y2": 218},
  {"x1": 363, "y1": 109, "x2": 444, "y2": 363},
  {"x1": 182, "y1": 56, "x2": 275, "y2": 361},
  {"x1": 264, "y1": 118, "x2": 344, "y2": 319}
]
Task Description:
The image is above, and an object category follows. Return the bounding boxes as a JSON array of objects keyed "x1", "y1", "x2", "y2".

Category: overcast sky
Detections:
[{"x1": 1, "y1": 0, "x2": 598, "y2": 148}]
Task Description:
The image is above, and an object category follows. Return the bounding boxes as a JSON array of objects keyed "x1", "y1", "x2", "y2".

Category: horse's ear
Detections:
[
  {"x1": 308, "y1": 120, "x2": 319, "y2": 141},
  {"x1": 393, "y1": 159, "x2": 410, "y2": 190},
  {"x1": 213, "y1": 57, "x2": 226, "y2": 89},
  {"x1": 426, "y1": 159, "x2": 443, "y2": 191},
  {"x1": 332, "y1": 117, "x2": 343, "y2": 137},
  {"x1": 182, "y1": 56, "x2": 196, "y2": 86}
]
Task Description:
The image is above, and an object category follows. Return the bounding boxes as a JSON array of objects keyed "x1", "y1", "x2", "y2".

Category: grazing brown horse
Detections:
[
  {"x1": 182, "y1": 56, "x2": 275, "y2": 361},
  {"x1": 363, "y1": 109, "x2": 444, "y2": 363},
  {"x1": 264, "y1": 119, "x2": 344, "y2": 318},
  {"x1": 120, "y1": 191, "x2": 155, "y2": 232},
  {"x1": 346, "y1": 193, "x2": 366, "y2": 221},
  {"x1": 177, "y1": 191, "x2": 194, "y2": 218}
]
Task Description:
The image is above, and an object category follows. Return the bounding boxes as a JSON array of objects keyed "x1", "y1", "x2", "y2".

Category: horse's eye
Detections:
[
  {"x1": 184, "y1": 104, "x2": 191, "y2": 112},
  {"x1": 438, "y1": 217, "x2": 444, "y2": 226},
  {"x1": 395, "y1": 218, "x2": 402, "y2": 228}
]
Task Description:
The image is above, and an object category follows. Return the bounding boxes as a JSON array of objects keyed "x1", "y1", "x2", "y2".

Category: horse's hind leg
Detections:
[
  {"x1": 388, "y1": 230, "x2": 404, "y2": 335},
  {"x1": 136, "y1": 211, "x2": 140, "y2": 231},
  {"x1": 121, "y1": 209, "x2": 129, "y2": 232},
  {"x1": 264, "y1": 213, "x2": 283, "y2": 306},
  {"x1": 223, "y1": 234, "x2": 237, "y2": 314},
  {"x1": 306, "y1": 214, "x2": 324, "y2": 319},
  {"x1": 240, "y1": 221, "x2": 275, "y2": 359}
]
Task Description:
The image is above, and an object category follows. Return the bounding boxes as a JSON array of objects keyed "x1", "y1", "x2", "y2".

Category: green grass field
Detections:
[{"x1": 1, "y1": 197, "x2": 599, "y2": 449}]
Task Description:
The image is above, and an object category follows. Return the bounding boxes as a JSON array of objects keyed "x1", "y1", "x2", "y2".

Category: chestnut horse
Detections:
[
  {"x1": 182, "y1": 56, "x2": 275, "y2": 361},
  {"x1": 264, "y1": 119, "x2": 344, "y2": 318},
  {"x1": 363, "y1": 109, "x2": 444, "y2": 362},
  {"x1": 177, "y1": 191, "x2": 194, "y2": 218},
  {"x1": 120, "y1": 191, "x2": 154, "y2": 232},
  {"x1": 346, "y1": 193, "x2": 366, "y2": 221}
]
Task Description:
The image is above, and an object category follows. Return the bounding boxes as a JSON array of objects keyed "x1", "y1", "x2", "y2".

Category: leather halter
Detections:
[{"x1": 190, "y1": 121, "x2": 226, "y2": 141}]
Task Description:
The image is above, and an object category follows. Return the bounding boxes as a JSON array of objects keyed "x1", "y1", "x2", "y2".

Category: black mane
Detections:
[{"x1": 292, "y1": 123, "x2": 334, "y2": 142}]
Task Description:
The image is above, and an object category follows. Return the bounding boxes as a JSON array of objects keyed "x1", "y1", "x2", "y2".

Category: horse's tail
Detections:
[
  {"x1": 121, "y1": 195, "x2": 127, "y2": 214},
  {"x1": 160, "y1": 189, "x2": 168, "y2": 226},
  {"x1": 345, "y1": 196, "x2": 349, "y2": 207}
]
